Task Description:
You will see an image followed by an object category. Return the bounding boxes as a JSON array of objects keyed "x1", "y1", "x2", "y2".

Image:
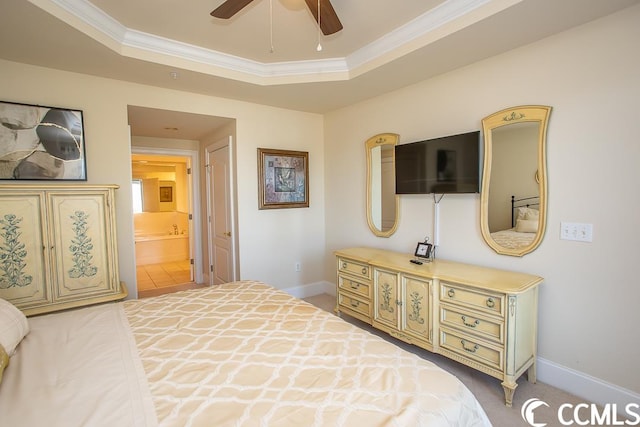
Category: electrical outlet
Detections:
[
  {"x1": 560, "y1": 222, "x2": 593, "y2": 242},
  {"x1": 295, "y1": 262, "x2": 301, "y2": 272}
]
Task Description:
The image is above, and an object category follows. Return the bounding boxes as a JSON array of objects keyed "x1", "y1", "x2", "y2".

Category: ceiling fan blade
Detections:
[
  {"x1": 303, "y1": 0, "x2": 343, "y2": 35},
  {"x1": 211, "y1": 0, "x2": 256, "y2": 19}
]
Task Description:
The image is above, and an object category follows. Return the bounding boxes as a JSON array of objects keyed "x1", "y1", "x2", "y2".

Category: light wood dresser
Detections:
[
  {"x1": 0, "y1": 184, "x2": 127, "y2": 316},
  {"x1": 335, "y1": 247, "x2": 542, "y2": 406}
]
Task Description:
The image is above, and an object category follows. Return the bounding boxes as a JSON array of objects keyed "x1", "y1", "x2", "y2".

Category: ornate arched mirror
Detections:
[
  {"x1": 366, "y1": 133, "x2": 399, "y2": 237},
  {"x1": 480, "y1": 106, "x2": 551, "y2": 256}
]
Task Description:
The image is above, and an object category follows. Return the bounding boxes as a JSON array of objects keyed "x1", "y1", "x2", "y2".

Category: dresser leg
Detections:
[
  {"x1": 501, "y1": 381, "x2": 518, "y2": 407},
  {"x1": 527, "y1": 362, "x2": 537, "y2": 383}
]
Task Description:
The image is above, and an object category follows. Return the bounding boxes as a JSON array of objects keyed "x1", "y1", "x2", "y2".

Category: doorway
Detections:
[
  {"x1": 131, "y1": 148, "x2": 203, "y2": 296},
  {"x1": 127, "y1": 105, "x2": 237, "y2": 294}
]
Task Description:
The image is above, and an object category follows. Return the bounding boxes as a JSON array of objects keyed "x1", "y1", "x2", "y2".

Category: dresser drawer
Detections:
[
  {"x1": 338, "y1": 293, "x2": 371, "y2": 318},
  {"x1": 440, "y1": 304, "x2": 504, "y2": 344},
  {"x1": 338, "y1": 275, "x2": 370, "y2": 299},
  {"x1": 440, "y1": 328, "x2": 504, "y2": 372},
  {"x1": 440, "y1": 283, "x2": 504, "y2": 317},
  {"x1": 338, "y1": 257, "x2": 371, "y2": 280}
]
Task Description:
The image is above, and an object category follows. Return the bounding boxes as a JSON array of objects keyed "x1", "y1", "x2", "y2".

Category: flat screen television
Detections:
[{"x1": 395, "y1": 130, "x2": 481, "y2": 194}]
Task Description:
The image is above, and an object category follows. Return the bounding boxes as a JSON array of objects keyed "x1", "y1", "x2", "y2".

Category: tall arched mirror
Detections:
[
  {"x1": 366, "y1": 133, "x2": 399, "y2": 237},
  {"x1": 480, "y1": 106, "x2": 551, "y2": 256}
]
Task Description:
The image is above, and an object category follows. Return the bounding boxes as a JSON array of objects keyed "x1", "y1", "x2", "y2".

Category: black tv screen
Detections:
[{"x1": 395, "y1": 131, "x2": 481, "y2": 194}]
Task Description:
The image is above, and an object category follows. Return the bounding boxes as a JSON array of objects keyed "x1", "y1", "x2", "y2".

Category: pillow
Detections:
[
  {"x1": 524, "y1": 208, "x2": 539, "y2": 220},
  {"x1": 516, "y1": 219, "x2": 539, "y2": 233},
  {"x1": 0, "y1": 343, "x2": 8, "y2": 384},
  {"x1": 516, "y1": 207, "x2": 539, "y2": 221},
  {"x1": 0, "y1": 298, "x2": 29, "y2": 356}
]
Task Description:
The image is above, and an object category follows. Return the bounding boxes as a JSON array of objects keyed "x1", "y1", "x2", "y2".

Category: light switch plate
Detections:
[{"x1": 560, "y1": 222, "x2": 593, "y2": 242}]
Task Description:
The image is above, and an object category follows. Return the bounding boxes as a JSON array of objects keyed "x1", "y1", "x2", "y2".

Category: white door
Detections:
[{"x1": 206, "y1": 137, "x2": 236, "y2": 285}]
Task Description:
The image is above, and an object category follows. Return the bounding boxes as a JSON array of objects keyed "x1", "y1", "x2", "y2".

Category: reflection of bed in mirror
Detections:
[{"x1": 490, "y1": 195, "x2": 539, "y2": 249}]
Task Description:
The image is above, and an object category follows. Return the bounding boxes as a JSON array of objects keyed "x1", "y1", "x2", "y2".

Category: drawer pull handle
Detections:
[
  {"x1": 350, "y1": 300, "x2": 360, "y2": 308},
  {"x1": 461, "y1": 316, "x2": 480, "y2": 328},
  {"x1": 461, "y1": 339, "x2": 479, "y2": 353},
  {"x1": 342, "y1": 262, "x2": 347, "y2": 269},
  {"x1": 361, "y1": 267, "x2": 368, "y2": 275},
  {"x1": 350, "y1": 282, "x2": 359, "y2": 289},
  {"x1": 447, "y1": 289, "x2": 455, "y2": 298},
  {"x1": 486, "y1": 298, "x2": 495, "y2": 308}
]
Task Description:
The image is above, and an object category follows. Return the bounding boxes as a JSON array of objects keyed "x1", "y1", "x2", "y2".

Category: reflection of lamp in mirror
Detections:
[
  {"x1": 366, "y1": 133, "x2": 400, "y2": 237},
  {"x1": 480, "y1": 106, "x2": 551, "y2": 256}
]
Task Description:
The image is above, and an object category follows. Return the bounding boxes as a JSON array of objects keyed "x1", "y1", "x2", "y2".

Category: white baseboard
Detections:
[
  {"x1": 537, "y1": 357, "x2": 640, "y2": 409},
  {"x1": 283, "y1": 281, "x2": 335, "y2": 300}
]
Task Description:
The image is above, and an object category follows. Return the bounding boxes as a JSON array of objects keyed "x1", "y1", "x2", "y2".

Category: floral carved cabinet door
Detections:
[
  {"x1": 373, "y1": 269, "x2": 399, "y2": 329},
  {"x1": 0, "y1": 192, "x2": 50, "y2": 308},
  {"x1": 48, "y1": 190, "x2": 118, "y2": 300},
  {"x1": 401, "y1": 276, "x2": 432, "y2": 346}
]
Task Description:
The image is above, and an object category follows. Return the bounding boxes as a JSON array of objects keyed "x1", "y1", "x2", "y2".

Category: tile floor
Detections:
[
  {"x1": 304, "y1": 293, "x2": 589, "y2": 427},
  {"x1": 136, "y1": 260, "x2": 205, "y2": 298}
]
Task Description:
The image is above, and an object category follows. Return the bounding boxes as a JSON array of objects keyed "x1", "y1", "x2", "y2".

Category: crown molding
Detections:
[
  {"x1": 32, "y1": 0, "x2": 515, "y2": 85},
  {"x1": 346, "y1": 0, "x2": 498, "y2": 73},
  {"x1": 123, "y1": 29, "x2": 349, "y2": 80}
]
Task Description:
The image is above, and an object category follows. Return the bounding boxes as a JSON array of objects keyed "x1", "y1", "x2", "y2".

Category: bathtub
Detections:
[{"x1": 134, "y1": 233, "x2": 190, "y2": 265}]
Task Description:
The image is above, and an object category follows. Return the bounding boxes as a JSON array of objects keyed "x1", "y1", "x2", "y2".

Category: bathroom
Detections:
[{"x1": 131, "y1": 154, "x2": 193, "y2": 293}]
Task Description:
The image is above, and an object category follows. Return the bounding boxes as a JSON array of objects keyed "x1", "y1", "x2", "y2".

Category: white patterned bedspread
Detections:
[
  {"x1": 0, "y1": 281, "x2": 492, "y2": 427},
  {"x1": 124, "y1": 281, "x2": 492, "y2": 427}
]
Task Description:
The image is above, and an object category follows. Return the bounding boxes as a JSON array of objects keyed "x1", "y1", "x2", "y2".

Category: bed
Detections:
[
  {"x1": 0, "y1": 281, "x2": 492, "y2": 426},
  {"x1": 490, "y1": 195, "x2": 539, "y2": 249}
]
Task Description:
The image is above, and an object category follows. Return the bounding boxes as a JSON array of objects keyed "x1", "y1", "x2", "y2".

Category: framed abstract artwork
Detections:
[
  {"x1": 0, "y1": 100, "x2": 87, "y2": 180},
  {"x1": 257, "y1": 148, "x2": 309, "y2": 209}
]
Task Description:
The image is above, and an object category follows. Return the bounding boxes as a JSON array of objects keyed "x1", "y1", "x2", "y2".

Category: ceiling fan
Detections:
[{"x1": 211, "y1": 0, "x2": 343, "y2": 35}]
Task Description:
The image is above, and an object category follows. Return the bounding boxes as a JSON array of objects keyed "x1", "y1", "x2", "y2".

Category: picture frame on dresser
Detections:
[
  {"x1": 0, "y1": 100, "x2": 87, "y2": 181},
  {"x1": 257, "y1": 148, "x2": 309, "y2": 209},
  {"x1": 414, "y1": 242, "x2": 433, "y2": 259}
]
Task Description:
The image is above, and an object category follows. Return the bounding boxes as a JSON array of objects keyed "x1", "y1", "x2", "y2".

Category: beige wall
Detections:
[
  {"x1": 324, "y1": 5, "x2": 640, "y2": 396},
  {"x1": 0, "y1": 60, "x2": 325, "y2": 299}
]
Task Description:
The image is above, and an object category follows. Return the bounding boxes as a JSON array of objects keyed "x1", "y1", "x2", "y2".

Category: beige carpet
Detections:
[{"x1": 304, "y1": 294, "x2": 586, "y2": 427}]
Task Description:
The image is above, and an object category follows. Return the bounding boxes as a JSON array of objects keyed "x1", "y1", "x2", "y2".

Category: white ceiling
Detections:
[{"x1": 1, "y1": 0, "x2": 638, "y2": 139}]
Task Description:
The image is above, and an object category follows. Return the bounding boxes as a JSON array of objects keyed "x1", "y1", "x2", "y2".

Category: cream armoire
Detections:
[{"x1": 0, "y1": 184, "x2": 126, "y2": 315}]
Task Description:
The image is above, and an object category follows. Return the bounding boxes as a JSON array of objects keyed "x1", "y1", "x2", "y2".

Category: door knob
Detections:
[{"x1": 224, "y1": 231, "x2": 231, "y2": 237}]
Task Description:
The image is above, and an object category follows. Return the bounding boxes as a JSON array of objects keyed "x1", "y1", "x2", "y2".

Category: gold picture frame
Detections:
[
  {"x1": 257, "y1": 148, "x2": 309, "y2": 209},
  {"x1": 159, "y1": 186, "x2": 173, "y2": 202}
]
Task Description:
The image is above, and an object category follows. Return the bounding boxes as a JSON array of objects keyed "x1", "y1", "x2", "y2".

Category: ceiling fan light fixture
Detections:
[
  {"x1": 269, "y1": 0, "x2": 275, "y2": 53},
  {"x1": 316, "y1": 0, "x2": 322, "y2": 52}
]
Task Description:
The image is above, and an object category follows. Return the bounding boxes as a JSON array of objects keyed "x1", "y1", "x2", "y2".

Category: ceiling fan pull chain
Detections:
[
  {"x1": 316, "y1": 0, "x2": 322, "y2": 51},
  {"x1": 269, "y1": 0, "x2": 275, "y2": 53}
]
